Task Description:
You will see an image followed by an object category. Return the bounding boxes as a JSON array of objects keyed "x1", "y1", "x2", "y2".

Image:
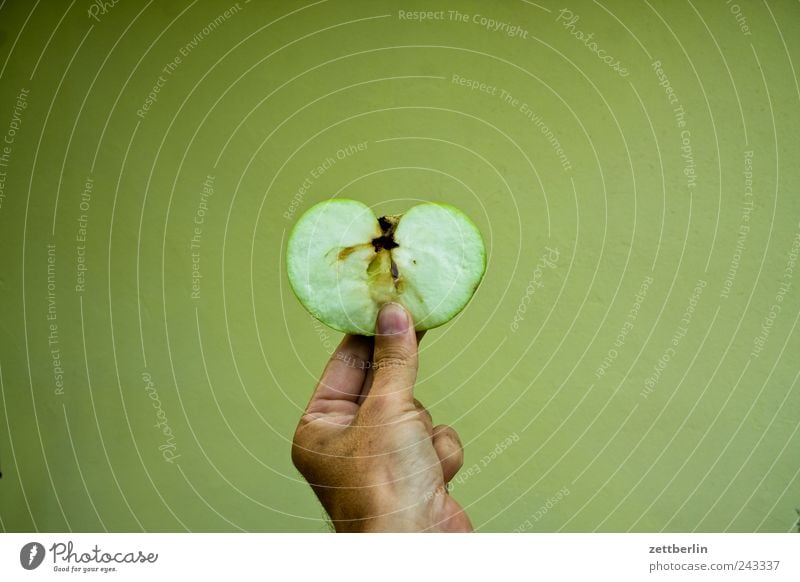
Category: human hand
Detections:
[{"x1": 291, "y1": 302, "x2": 473, "y2": 532}]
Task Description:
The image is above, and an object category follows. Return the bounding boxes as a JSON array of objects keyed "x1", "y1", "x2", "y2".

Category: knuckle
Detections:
[
  {"x1": 374, "y1": 342, "x2": 414, "y2": 365},
  {"x1": 437, "y1": 426, "x2": 463, "y2": 449},
  {"x1": 290, "y1": 428, "x2": 322, "y2": 474},
  {"x1": 290, "y1": 441, "x2": 308, "y2": 472},
  {"x1": 450, "y1": 451, "x2": 465, "y2": 471},
  {"x1": 291, "y1": 438, "x2": 331, "y2": 482},
  {"x1": 373, "y1": 355, "x2": 411, "y2": 372},
  {"x1": 448, "y1": 428, "x2": 463, "y2": 448},
  {"x1": 443, "y1": 434, "x2": 462, "y2": 455}
]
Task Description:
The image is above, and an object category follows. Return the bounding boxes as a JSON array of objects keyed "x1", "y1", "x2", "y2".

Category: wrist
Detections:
[{"x1": 323, "y1": 487, "x2": 425, "y2": 533}]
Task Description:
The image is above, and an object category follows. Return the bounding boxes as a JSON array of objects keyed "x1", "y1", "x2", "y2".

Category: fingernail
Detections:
[{"x1": 378, "y1": 302, "x2": 408, "y2": 336}]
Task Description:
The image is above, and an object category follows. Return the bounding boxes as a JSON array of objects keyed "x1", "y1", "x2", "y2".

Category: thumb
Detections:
[{"x1": 367, "y1": 302, "x2": 419, "y2": 408}]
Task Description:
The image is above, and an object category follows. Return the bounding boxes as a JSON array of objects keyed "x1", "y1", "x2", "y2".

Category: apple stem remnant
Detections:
[
  {"x1": 372, "y1": 214, "x2": 401, "y2": 252},
  {"x1": 373, "y1": 215, "x2": 403, "y2": 284},
  {"x1": 333, "y1": 214, "x2": 403, "y2": 283}
]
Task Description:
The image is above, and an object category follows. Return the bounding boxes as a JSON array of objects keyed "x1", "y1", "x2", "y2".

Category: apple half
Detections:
[{"x1": 286, "y1": 199, "x2": 486, "y2": 335}]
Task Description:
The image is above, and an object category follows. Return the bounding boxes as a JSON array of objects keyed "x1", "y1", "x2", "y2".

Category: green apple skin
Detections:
[{"x1": 286, "y1": 199, "x2": 486, "y2": 335}]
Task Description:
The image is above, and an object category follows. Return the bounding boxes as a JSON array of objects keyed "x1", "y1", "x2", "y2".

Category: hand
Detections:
[{"x1": 291, "y1": 302, "x2": 473, "y2": 532}]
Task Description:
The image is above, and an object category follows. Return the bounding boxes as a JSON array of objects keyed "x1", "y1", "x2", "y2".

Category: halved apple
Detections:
[{"x1": 286, "y1": 199, "x2": 486, "y2": 335}]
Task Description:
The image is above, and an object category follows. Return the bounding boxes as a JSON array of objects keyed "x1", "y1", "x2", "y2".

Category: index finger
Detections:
[{"x1": 305, "y1": 334, "x2": 372, "y2": 416}]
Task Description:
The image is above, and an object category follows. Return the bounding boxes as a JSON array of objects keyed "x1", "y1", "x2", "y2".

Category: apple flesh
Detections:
[{"x1": 286, "y1": 199, "x2": 486, "y2": 335}]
